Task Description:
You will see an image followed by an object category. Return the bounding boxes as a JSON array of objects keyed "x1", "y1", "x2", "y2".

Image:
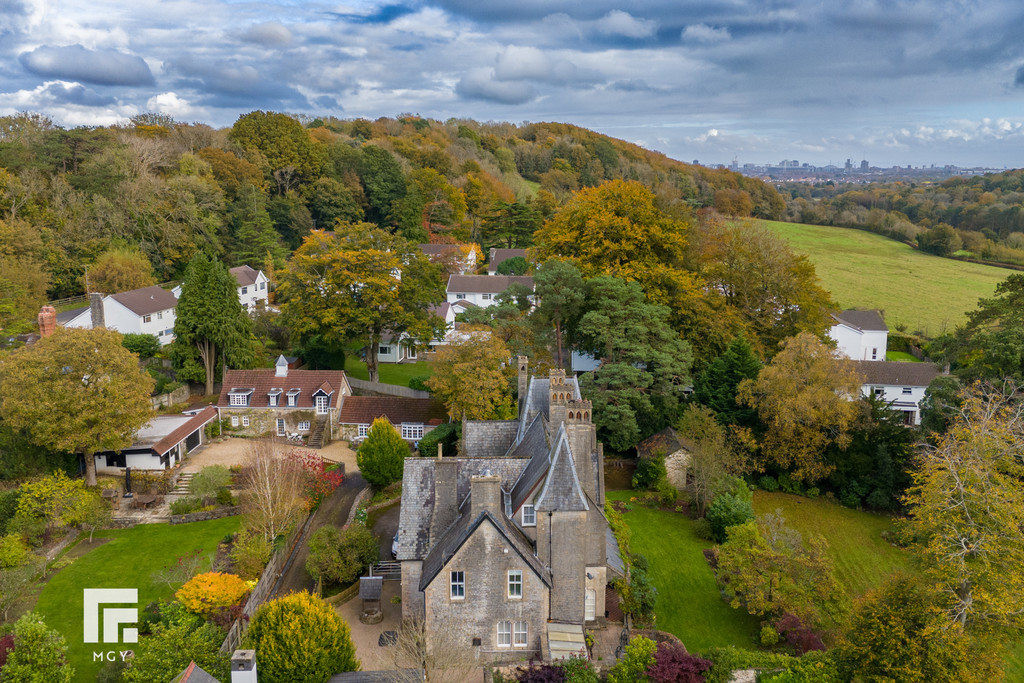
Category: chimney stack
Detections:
[
  {"x1": 517, "y1": 356, "x2": 529, "y2": 413},
  {"x1": 89, "y1": 292, "x2": 105, "y2": 329},
  {"x1": 230, "y1": 650, "x2": 257, "y2": 683},
  {"x1": 275, "y1": 355, "x2": 288, "y2": 377},
  {"x1": 429, "y1": 457, "x2": 458, "y2": 544},
  {"x1": 469, "y1": 473, "x2": 502, "y2": 520},
  {"x1": 38, "y1": 306, "x2": 56, "y2": 337}
]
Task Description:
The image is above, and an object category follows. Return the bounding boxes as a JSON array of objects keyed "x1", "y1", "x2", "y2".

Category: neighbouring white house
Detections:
[
  {"x1": 63, "y1": 286, "x2": 179, "y2": 345},
  {"x1": 446, "y1": 274, "x2": 534, "y2": 308},
  {"x1": 829, "y1": 309, "x2": 888, "y2": 361},
  {"x1": 852, "y1": 360, "x2": 943, "y2": 426},
  {"x1": 94, "y1": 406, "x2": 217, "y2": 472},
  {"x1": 172, "y1": 264, "x2": 269, "y2": 312},
  {"x1": 419, "y1": 243, "x2": 480, "y2": 275},
  {"x1": 487, "y1": 248, "x2": 529, "y2": 275}
]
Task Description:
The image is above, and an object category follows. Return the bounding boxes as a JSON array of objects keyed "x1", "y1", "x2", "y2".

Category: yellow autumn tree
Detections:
[
  {"x1": 737, "y1": 332, "x2": 864, "y2": 481},
  {"x1": 176, "y1": 571, "x2": 250, "y2": 617},
  {"x1": 426, "y1": 326, "x2": 516, "y2": 421}
]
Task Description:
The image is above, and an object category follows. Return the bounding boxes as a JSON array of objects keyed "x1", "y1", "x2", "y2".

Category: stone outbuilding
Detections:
[{"x1": 636, "y1": 427, "x2": 691, "y2": 492}]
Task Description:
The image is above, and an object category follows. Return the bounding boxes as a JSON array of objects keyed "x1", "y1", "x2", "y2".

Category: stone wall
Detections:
[
  {"x1": 664, "y1": 450, "x2": 689, "y2": 491},
  {"x1": 150, "y1": 384, "x2": 191, "y2": 410},
  {"x1": 170, "y1": 505, "x2": 241, "y2": 525}
]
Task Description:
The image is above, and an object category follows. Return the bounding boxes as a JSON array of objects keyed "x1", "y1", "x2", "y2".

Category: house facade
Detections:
[
  {"x1": 338, "y1": 396, "x2": 449, "y2": 443},
  {"x1": 397, "y1": 361, "x2": 621, "y2": 663},
  {"x1": 64, "y1": 287, "x2": 178, "y2": 345},
  {"x1": 852, "y1": 360, "x2": 943, "y2": 425},
  {"x1": 446, "y1": 275, "x2": 534, "y2": 308},
  {"x1": 216, "y1": 356, "x2": 351, "y2": 445},
  {"x1": 829, "y1": 309, "x2": 888, "y2": 361},
  {"x1": 172, "y1": 264, "x2": 269, "y2": 312}
]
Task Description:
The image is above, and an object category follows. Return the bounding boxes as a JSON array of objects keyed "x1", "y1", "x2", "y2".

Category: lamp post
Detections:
[{"x1": 124, "y1": 466, "x2": 133, "y2": 498}]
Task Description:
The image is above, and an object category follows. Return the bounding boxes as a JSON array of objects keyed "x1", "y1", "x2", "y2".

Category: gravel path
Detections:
[{"x1": 181, "y1": 437, "x2": 359, "y2": 473}]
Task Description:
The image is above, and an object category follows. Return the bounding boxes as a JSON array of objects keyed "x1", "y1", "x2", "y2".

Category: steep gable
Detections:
[{"x1": 534, "y1": 426, "x2": 589, "y2": 512}]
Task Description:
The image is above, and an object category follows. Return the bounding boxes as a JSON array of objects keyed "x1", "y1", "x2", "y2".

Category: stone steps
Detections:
[{"x1": 169, "y1": 472, "x2": 194, "y2": 496}]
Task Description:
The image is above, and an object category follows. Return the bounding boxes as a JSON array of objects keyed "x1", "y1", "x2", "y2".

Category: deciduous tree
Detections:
[
  {"x1": 2, "y1": 612, "x2": 73, "y2": 682},
  {"x1": 737, "y1": 332, "x2": 863, "y2": 482},
  {"x1": 172, "y1": 252, "x2": 254, "y2": 395},
  {"x1": 83, "y1": 246, "x2": 156, "y2": 294},
  {"x1": 240, "y1": 440, "x2": 306, "y2": 542},
  {"x1": 122, "y1": 622, "x2": 228, "y2": 683},
  {"x1": 0, "y1": 328, "x2": 154, "y2": 486},
  {"x1": 675, "y1": 405, "x2": 750, "y2": 516},
  {"x1": 426, "y1": 327, "x2": 516, "y2": 421},
  {"x1": 277, "y1": 225, "x2": 444, "y2": 383}
]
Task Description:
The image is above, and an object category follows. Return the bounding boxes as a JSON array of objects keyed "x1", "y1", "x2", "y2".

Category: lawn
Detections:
[
  {"x1": 343, "y1": 357, "x2": 433, "y2": 388},
  {"x1": 885, "y1": 351, "x2": 921, "y2": 362},
  {"x1": 751, "y1": 492, "x2": 910, "y2": 598},
  {"x1": 759, "y1": 220, "x2": 1009, "y2": 337},
  {"x1": 606, "y1": 491, "x2": 760, "y2": 652},
  {"x1": 35, "y1": 516, "x2": 241, "y2": 681}
]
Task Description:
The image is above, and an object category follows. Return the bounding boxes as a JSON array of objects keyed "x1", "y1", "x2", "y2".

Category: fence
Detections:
[
  {"x1": 219, "y1": 509, "x2": 318, "y2": 653},
  {"x1": 347, "y1": 377, "x2": 429, "y2": 399}
]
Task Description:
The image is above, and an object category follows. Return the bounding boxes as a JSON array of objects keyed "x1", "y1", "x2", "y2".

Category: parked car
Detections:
[{"x1": 391, "y1": 532, "x2": 399, "y2": 558}]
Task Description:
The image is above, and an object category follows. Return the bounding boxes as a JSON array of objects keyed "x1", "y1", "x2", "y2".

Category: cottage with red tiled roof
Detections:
[
  {"x1": 339, "y1": 396, "x2": 449, "y2": 443},
  {"x1": 216, "y1": 356, "x2": 351, "y2": 447}
]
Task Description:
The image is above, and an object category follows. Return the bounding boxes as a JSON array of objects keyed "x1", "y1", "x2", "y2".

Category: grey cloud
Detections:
[
  {"x1": 456, "y1": 69, "x2": 535, "y2": 104},
  {"x1": 1014, "y1": 66, "x2": 1024, "y2": 87},
  {"x1": 19, "y1": 45, "x2": 154, "y2": 86},
  {"x1": 40, "y1": 82, "x2": 117, "y2": 106},
  {"x1": 238, "y1": 22, "x2": 293, "y2": 45}
]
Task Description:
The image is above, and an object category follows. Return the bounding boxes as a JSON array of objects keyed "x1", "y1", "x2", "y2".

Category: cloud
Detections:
[
  {"x1": 238, "y1": 22, "x2": 293, "y2": 46},
  {"x1": 145, "y1": 91, "x2": 205, "y2": 120},
  {"x1": 493, "y1": 46, "x2": 578, "y2": 84},
  {"x1": 682, "y1": 23, "x2": 730, "y2": 43},
  {"x1": 456, "y1": 68, "x2": 536, "y2": 104},
  {"x1": 1015, "y1": 65, "x2": 1024, "y2": 87},
  {"x1": 594, "y1": 10, "x2": 657, "y2": 39},
  {"x1": 19, "y1": 44, "x2": 154, "y2": 86}
]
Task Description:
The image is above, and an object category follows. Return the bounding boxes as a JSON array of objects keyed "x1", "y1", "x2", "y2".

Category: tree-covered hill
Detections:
[{"x1": 0, "y1": 111, "x2": 784, "y2": 333}]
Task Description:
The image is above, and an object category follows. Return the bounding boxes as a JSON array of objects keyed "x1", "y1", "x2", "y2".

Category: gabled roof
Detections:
[
  {"x1": 487, "y1": 248, "x2": 529, "y2": 273},
  {"x1": 833, "y1": 309, "x2": 888, "y2": 332},
  {"x1": 217, "y1": 369, "x2": 349, "y2": 409},
  {"x1": 150, "y1": 406, "x2": 217, "y2": 456},
  {"x1": 56, "y1": 305, "x2": 88, "y2": 326},
  {"x1": 508, "y1": 415, "x2": 550, "y2": 512},
  {"x1": 636, "y1": 427, "x2": 689, "y2": 460},
  {"x1": 230, "y1": 265, "x2": 263, "y2": 287},
  {"x1": 534, "y1": 426, "x2": 589, "y2": 512},
  {"x1": 339, "y1": 396, "x2": 448, "y2": 426},
  {"x1": 852, "y1": 360, "x2": 942, "y2": 388},
  {"x1": 418, "y1": 508, "x2": 550, "y2": 592},
  {"x1": 447, "y1": 274, "x2": 534, "y2": 295},
  {"x1": 109, "y1": 285, "x2": 178, "y2": 316},
  {"x1": 171, "y1": 661, "x2": 221, "y2": 683}
]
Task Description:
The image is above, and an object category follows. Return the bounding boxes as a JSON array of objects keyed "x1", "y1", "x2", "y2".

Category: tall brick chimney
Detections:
[
  {"x1": 37, "y1": 306, "x2": 57, "y2": 337},
  {"x1": 89, "y1": 292, "x2": 105, "y2": 329}
]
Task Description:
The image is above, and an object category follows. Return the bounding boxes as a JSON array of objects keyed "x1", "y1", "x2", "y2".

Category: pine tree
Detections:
[{"x1": 692, "y1": 334, "x2": 762, "y2": 426}]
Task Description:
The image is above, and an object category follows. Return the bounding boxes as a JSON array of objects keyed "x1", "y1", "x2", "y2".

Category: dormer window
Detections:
[
  {"x1": 286, "y1": 389, "x2": 301, "y2": 407},
  {"x1": 268, "y1": 389, "x2": 282, "y2": 406},
  {"x1": 228, "y1": 388, "x2": 254, "y2": 406}
]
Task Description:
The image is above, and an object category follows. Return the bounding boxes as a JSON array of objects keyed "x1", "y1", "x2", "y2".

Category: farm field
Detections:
[
  {"x1": 34, "y1": 517, "x2": 241, "y2": 681},
  {"x1": 759, "y1": 220, "x2": 1009, "y2": 337}
]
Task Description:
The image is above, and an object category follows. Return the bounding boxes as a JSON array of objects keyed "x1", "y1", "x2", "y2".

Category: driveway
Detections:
[
  {"x1": 181, "y1": 437, "x2": 359, "y2": 473},
  {"x1": 370, "y1": 502, "x2": 401, "y2": 562}
]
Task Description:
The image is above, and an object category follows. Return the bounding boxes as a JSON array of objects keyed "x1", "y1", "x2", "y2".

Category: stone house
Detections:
[
  {"x1": 396, "y1": 360, "x2": 622, "y2": 664},
  {"x1": 636, "y1": 427, "x2": 690, "y2": 491},
  {"x1": 215, "y1": 355, "x2": 351, "y2": 446},
  {"x1": 338, "y1": 396, "x2": 449, "y2": 443}
]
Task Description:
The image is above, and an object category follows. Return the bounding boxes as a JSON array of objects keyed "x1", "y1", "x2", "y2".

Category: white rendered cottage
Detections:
[
  {"x1": 446, "y1": 274, "x2": 534, "y2": 308},
  {"x1": 63, "y1": 286, "x2": 178, "y2": 345},
  {"x1": 829, "y1": 309, "x2": 888, "y2": 361},
  {"x1": 852, "y1": 360, "x2": 943, "y2": 425}
]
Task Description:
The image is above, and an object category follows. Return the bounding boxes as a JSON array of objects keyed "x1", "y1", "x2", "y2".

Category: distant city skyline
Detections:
[{"x1": 3, "y1": 1, "x2": 1024, "y2": 170}]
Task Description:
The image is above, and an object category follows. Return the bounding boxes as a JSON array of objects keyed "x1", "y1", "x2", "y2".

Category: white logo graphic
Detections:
[{"x1": 83, "y1": 589, "x2": 138, "y2": 644}]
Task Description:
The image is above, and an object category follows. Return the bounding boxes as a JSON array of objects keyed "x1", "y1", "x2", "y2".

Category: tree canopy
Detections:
[
  {"x1": 426, "y1": 327, "x2": 517, "y2": 421},
  {"x1": 0, "y1": 327, "x2": 154, "y2": 486},
  {"x1": 356, "y1": 418, "x2": 409, "y2": 488}
]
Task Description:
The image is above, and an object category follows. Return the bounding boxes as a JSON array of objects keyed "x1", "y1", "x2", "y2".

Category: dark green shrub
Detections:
[
  {"x1": 632, "y1": 456, "x2": 666, "y2": 491},
  {"x1": 657, "y1": 483, "x2": 677, "y2": 507},
  {"x1": 0, "y1": 489, "x2": 21, "y2": 536},
  {"x1": 170, "y1": 496, "x2": 201, "y2": 516},
  {"x1": 215, "y1": 488, "x2": 234, "y2": 507},
  {"x1": 692, "y1": 518, "x2": 714, "y2": 541},
  {"x1": 778, "y1": 473, "x2": 803, "y2": 495},
  {"x1": 496, "y1": 256, "x2": 529, "y2": 275},
  {"x1": 356, "y1": 419, "x2": 409, "y2": 488},
  {"x1": 407, "y1": 375, "x2": 431, "y2": 393},
  {"x1": 122, "y1": 333, "x2": 161, "y2": 359},
  {"x1": 758, "y1": 475, "x2": 779, "y2": 492},
  {"x1": 306, "y1": 524, "x2": 379, "y2": 586},
  {"x1": 417, "y1": 421, "x2": 459, "y2": 457},
  {"x1": 806, "y1": 487, "x2": 820, "y2": 499},
  {"x1": 706, "y1": 493, "x2": 754, "y2": 543}
]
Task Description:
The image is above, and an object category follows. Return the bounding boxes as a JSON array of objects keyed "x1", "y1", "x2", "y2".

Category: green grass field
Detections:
[
  {"x1": 607, "y1": 491, "x2": 761, "y2": 651},
  {"x1": 759, "y1": 220, "x2": 1010, "y2": 337},
  {"x1": 343, "y1": 357, "x2": 433, "y2": 388},
  {"x1": 885, "y1": 351, "x2": 920, "y2": 362},
  {"x1": 35, "y1": 517, "x2": 241, "y2": 681}
]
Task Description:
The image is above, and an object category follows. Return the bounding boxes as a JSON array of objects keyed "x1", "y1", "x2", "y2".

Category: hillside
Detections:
[{"x1": 760, "y1": 220, "x2": 1008, "y2": 337}]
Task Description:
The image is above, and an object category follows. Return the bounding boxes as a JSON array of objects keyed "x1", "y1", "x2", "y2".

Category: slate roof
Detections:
[
  {"x1": 339, "y1": 396, "x2": 448, "y2": 426},
  {"x1": 852, "y1": 360, "x2": 942, "y2": 387},
  {"x1": 636, "y1": 427, "x2": 689, "y2": 460},
  {"x1": 217, "y1": 369, "x2": 350, "y2": 410},
  {"x1": 418, "y1": 508, "x2": 550, "y2": 592},
  {"x1": 229, "y1": 264, "x2": 262, "y2": 287},
  {"x1": 171, "y1": 662, "x2": 221, "y2": 683},
  {"x1": 56, "y1": 305, "x2": 88, "y2": 325},
  {"x1": 487, "y1": 248, "x2": 529, "y2": 273},
  {"x1": 833, "y1": 309, "x2": 888, "y2": 332},
  {"x1": 360, "y1": 576, "x2": 383, "y2": 601},
  {"x1": 508, "y1": 417, "x2": 551, "y2": 512},
  {"x1": 454, "y1": 457, "x2": 529, "y2": 507},
  {"x1": 534, "y1": 427, "x2": 589, "y2": 512},
  {"x1": 447, "y1": 274, "x2": 534, "y2": 294},
  {"x1": 463, "y1": 420, "x2": 519, "y2": 458},
  {"x1": 109, "y1": 285, "x2": 178, "y2": 316}
]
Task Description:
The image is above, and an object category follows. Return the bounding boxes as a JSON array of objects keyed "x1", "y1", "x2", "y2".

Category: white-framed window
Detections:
[
  {"x1": 456, "y1": 293, "x2": 466, "y2": 300},
  {"x1": 450, "y1": 571, "x2": 465, "y2": 599},
  {"x1": 513, "y1": 621, "x2": 528, "y2": 648},
  {"x1": 522, "y1": 504, "x2": 536, "y2": 527},
  {"x1": 287, "y1": 392, "x2": 298, "y2": 407},
  {"x1": 229, "y1": 393, "x2": 248, "y2": 406},
  {"x1": 508, "y1": 570, "x2": 522, "y2": 599},
  {"x1": 497, "y1": 621, "x2": 511, "y2": 647},
  {"x1": 242, "y1": 416, "x2": 250, "y2": 427},
  {"x1": 269, "y1": 393, "x2": 279, "y2": 407},
  {"x1": 482, "y1": 293, "x2": 491, "y2": 300},
  {"x1": 407, "y1": 346, "x2": 417, "y2": 360},
  {"x1": 379, "y1": 345, "x2": 391, "y2": 355},
  {"x1": 230, "y1": 416, "x2": 239, "y2": 427},
  {"x1": 401, "y1": 424, "x2": 424, "y2": 440},
  {"x1": 276, "y1": 418, "x2": 286, "y2": 436},
  {"x1": 874, "y1": 387, "x2": 884, "y2": 398},
  {"x1": 871, "y1": 347, "x2": 878, "y2": 359},
  {"x1": 158, "y1": 329, "x2": 166, "y2": 337},
  {"x1": 157, "y1": 311, "x2": 163, "y2": 320},
  {"x1": 902, "y1": 387, "x2": 912, "y2": 395},
  {"x1": 259, "y1": 282, "x2": 266, "y2": 290},
  {"x1": 143, "y1": 314, "x2": 152, "y2": 323},
  {"x1": 241, "y1": 286, "x2": 248, "y2": 294},
  {"x1": 298, "y1": 420, "x2": 310, "y2": 431},
  {"x1": 357, "y1": 424, "x2": 370, "y2": 437}
]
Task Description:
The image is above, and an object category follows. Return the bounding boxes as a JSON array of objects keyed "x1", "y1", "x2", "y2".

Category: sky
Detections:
[{"x1": 2, "y1": 0, "x2": 1024, "y2": 169}]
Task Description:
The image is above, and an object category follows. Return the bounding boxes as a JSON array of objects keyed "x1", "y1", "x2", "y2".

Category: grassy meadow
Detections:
[
  {"x1": 758, "y1": 220, "x2": 1010, "y2": 337},
  {"x1": 343, "y1": 357, "x2": 433, "y2": 388}
]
